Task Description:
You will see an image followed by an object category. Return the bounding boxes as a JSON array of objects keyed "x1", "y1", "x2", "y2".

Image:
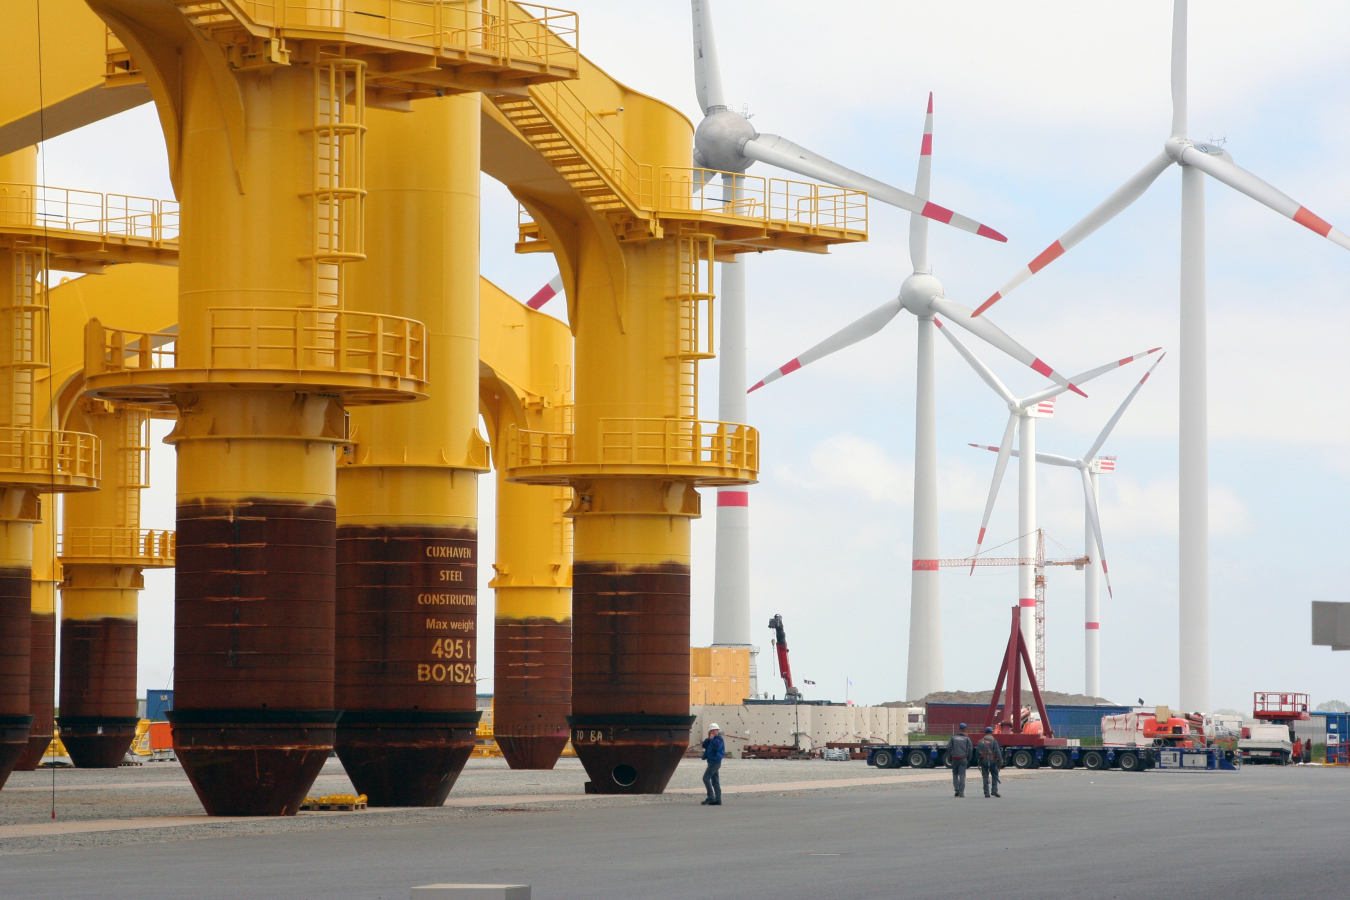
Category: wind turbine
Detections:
[
  {"x1": 968, "y1": 0, "x2": 1350, "y2": 711},
  {"x1": 970, "y1": 353, "x2": 1167, "y2": 696},
  {"x1": 938, "y1": 318, "x2": 1159, "y2": 675},
  {"x1": 690, "y1": 1, "x2": 1008, "y2": 673},
  {"x1": 749, "y1": 97, "x2": 1084, "y2": 701}
]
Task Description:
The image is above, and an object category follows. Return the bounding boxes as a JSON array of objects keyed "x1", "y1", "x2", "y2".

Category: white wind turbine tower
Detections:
[
  {"x1": 689, "y1": 1, "x2": 1007, "y2": 672},
  {"x1": 971, "y1": 353, "x2": 1167, "y2": 696},
  {"x1": 939, "y1": 320, "x2": 1159, "y2": 679},
  {"x1": 748, "y1": 99, "x2": 1085, "y2": 701},
  {"x1": 969, "y1": 0, "x2": 1350, "y2": 712}
]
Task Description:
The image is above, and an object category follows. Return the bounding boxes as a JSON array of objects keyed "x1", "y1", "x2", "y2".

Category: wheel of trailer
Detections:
[
  {"x1": 1117, "y1": 751, "x2": 1141, "y2": 772},
  {"x1": 873, "y1": 749, "x2": 894, "y2": 769},
  {"x1": 1082, "y1": 750, "x2": 1107, "y2": 771},
  {"x1": 907, "y1": 749, "x2": 929, "y2": 769},
  {"x1": 939, "y1": 750, "x2": 953, "y2": 768},
  {"x1": 1012, "y1": 749, "x2": 1034, "y2": 769},
  {"x1": 1047, "y1": 749, "x2": 1070, "y2": 770}
]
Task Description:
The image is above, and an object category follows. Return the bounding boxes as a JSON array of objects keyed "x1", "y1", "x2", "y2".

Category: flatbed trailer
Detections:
[{"x1": 865, "y1": 741, "x2": 1158, "y2": 772}]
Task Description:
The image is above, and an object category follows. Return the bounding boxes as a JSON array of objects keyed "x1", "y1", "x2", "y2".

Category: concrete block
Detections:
[{"x1": 411, "y1": 886, "x2": 530, "y2": 899}]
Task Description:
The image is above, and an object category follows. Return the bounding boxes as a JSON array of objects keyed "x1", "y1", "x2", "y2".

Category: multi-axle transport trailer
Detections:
[{"x1": 865, "y1": 742, "x2": 1156, "y2": 772}]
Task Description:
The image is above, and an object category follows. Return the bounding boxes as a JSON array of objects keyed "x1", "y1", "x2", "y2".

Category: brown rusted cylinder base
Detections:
[
  {"x1": 167, "y1": 710, "x2": 338, "y2": 816},
  {"x1": 495, "y1": 617, "x2": 570, "y2": 770},
  {"x1": 56, "y1": 716, "x2": 139, "y2": 768},
  {"x1": 336, "y1": 524, "x2": 478, "y2": 804},
  {"x1": 13, "y1": 611, "x2": 53, "y2": 771},
  {"x1": 0, "y1": 715, "x2": 32, "y2": 789},
  {"x1": 570, "y1": 563, "x2": 691, "y2": 794},
  {"x1": 175, "y1": 499, "x2": 337, "y2": 815},
  {"x1": 335, "y1": 711, "x2": 480, "y2": 807},
  {"x1": 59, "y1": 617, "x2": 138, "y2": 768}
]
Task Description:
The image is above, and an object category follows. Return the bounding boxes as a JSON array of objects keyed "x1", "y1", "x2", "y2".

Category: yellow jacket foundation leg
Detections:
[
  {"x1": 12, "y1": 513, "x2": 55, "y2": 772},
  {"x1": 335, "y1": 97, "x2": 483, "y2": 806},
  {"x1": 0, "y1": 504, "x2": 36, "y2": 784}
]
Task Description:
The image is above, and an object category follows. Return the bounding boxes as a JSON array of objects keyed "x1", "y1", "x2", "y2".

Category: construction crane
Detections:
[
  {"x1": 768, "y1": 615, "x2": 801, "y2": 701},
  {"x1": 936, "y1": 530, "x2": 1087, "y2": 689}
]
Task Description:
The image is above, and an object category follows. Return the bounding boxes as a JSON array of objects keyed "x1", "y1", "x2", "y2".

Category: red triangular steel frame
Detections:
[{"x1": 983, "y1": 605, "x2": 1054, "y2": 737}]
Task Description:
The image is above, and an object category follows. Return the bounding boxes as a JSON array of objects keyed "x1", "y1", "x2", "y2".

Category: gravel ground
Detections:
[{"x1": 0, "y1": 756, "x2": 971, "y2": 855}]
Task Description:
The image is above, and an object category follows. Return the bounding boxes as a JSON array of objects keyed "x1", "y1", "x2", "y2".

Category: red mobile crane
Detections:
[{"x1": 768, "y1": 615, "x2": 801, "y2": 701}]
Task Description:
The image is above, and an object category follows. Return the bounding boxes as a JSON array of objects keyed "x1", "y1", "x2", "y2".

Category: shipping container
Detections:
[
  {"x1": 148, "y1": 721, "x2": 173, "y2": 751},
  {"x1": 925, "y1": 702, "x2": 1130, "y2": 738},
  {"x1": 1323, "y1": 712, "x2": 1349, "y2": 765},
  {"x1": 145, "y1": 690, "x2": 173, "y2": 722}
]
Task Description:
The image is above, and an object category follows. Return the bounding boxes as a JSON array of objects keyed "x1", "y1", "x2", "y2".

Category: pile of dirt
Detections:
[{"x1": 881, "y1": 689, "x2": 1117, "y2": 708}]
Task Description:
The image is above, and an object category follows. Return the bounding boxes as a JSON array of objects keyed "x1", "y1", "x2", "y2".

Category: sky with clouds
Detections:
[{"x1": 38, "y1": 1, "x2": 1350, "y2": 712}]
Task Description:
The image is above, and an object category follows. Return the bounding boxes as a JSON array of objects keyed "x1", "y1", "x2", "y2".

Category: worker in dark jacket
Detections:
[
  {"x1": 977, "y1": 726, "x2": 1002, "y2": 798},
  {"x1": 701, "y1": 723, "x2": 725, "y2": 806},
  {"x1": 947, "y1": 723, "x2": 974, "y2": 798}
]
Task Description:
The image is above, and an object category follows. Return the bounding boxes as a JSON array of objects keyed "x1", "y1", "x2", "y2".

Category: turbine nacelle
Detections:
[
  {"x1": 900, "y1": 273, "x2": 944, "y2": 317},
  {"x1": 694, "y1": 108, "x2": 757, "y2": 174}
]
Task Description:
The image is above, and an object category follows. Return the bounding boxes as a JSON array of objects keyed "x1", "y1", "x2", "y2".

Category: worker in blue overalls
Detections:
[{"x1": 701, "y1": 723, "x2": 725, "y2": 806}]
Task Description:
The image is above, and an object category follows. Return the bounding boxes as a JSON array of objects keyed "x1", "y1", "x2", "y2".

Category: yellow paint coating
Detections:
[{"x1": 59, "y1": 566, "x2": 141, "y2": 621}]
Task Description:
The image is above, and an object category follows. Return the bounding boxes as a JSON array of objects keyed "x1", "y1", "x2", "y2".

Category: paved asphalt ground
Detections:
[{"x1": 2, "y1": 761, "x2": 1345, "y2": 899}]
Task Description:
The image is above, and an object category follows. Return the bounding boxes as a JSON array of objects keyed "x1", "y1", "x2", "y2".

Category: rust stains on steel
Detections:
[
  {"x1": 58, "y1": 618, "x2": 140, "y2": 768},
  {"x1": 494, "y1": 617, "x2": 570, "y2": 769},
  {"x1": 335, "y1": 525, "x2": 482, "y2": 807},
  {"x1": 0, "y1": 565, "x2": 33, "y2": 788},
  {"x1": 168, "y1": 498, "x2": 338, "y2": 816},
  {"x1": 12, "y1": 611, "x2": 53, "y2": 771},
  {"x1": 568, "y1": 562, "x2": 694, "y2": 794}
]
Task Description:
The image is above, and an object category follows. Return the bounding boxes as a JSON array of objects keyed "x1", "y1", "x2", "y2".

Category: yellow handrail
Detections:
[
  {"x1": 59, "y1": 527, "x2": 176, "y2": 564},
  {"x1": 0, "y1": 182, "x2": 179, "y2": 246},
  {"x1": 0, "y1": 428, "x2": 101, "y2": 482},
  {"x1": 506, "y1": 418, "x2": 758, "y2": 473}
]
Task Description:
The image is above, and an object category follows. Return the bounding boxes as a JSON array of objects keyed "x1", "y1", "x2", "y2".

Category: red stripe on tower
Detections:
[
  {"x1": 717, "y1": 491, "x2": 749, "y2": 507},
  {"x1": 1019, "y1": 598, "x2": 1037, "y2": 607},
  {"x1": 1294, "y1": 206, "x2": 1333, "y2": 237},
  {"x1": 921, "y1": 202, "x2": 954, "y2": 224},
  {"x1": 1027, "y1": 241, "x2": 1066, "y2": 274},
  {"x1": 912, "y1": 559, "x2": 938, "y2": 571},
  {"x1": 1085, "y1": 622, "x2": 1100, "y2": 630}
]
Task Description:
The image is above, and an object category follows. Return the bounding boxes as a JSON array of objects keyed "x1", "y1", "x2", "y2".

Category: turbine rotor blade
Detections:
[
  {"x1": 1085, "y1": 352, "x2": 1167, "y2": 461},
  {"x1": 1171, "y1": 0, "x2": 1188, "y2": 136},
  {"x1": 933, "y1": 316, "x2": 1017, "y2": 405},
  {"x1": 691, "y1": 0, "x2": 726, "y2": 114},
  {"x1": 1181, "y1": 146, "x2": 1350, "y2": 252},
  {"x1": 971, "y1": 413, "x2": 1019, "y2": 572},
  {"x1": 1081, "y1": 466, "x2": 1115, "y2": 599},
  {"x1": 973, "y1": 153, "x2": 1173, "y2": 316},
  {"x1": 1021, "y1": 346, "x2": 1161, "y2": 408},
  {"x1": 970, "y1": 444, "x2": 1078, "y2": 467},
  {"x1": 527, "y1": 273, "x2": 564, "y2": 310},
  {"x1": 748, "y1": 297, "x2": 903, "y2": 392},
  {"x1": 910, "y1": 92, "x2": 934, "y2": 274},
  {"x1": 742, "y1": 134, "x2": 1007, "y2": 241},
  {"x1": 926, "y1": 296, "x2": 1086, "y2": 397}
]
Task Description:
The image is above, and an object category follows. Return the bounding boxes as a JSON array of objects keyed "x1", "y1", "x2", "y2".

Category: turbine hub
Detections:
[
  {"x1": 1164, "y1": 135, "x2": 1194, "y2": 164},
  {"x1": 694, "y1": 108, "x2": 756, "y2": 174},
  {"x1": 900, "y1": 273, "x2": 944, "y2": 316}
]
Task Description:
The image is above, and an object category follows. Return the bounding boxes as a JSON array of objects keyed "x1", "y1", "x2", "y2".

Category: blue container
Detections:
[
  {"x1": 1321, "y1": 712, "x2": 1349, "y2": 764},
  {"x1": 1045, "y1": 705, "x2": 1130, "y2": 739},
  {"x1": 145, "y1": 690, "x2": 173, "y2": 721}
]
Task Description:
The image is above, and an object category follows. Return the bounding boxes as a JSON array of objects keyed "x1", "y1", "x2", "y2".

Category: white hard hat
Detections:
[{"x1": 709, "y1": 723, "x2": 721, "y2": 731}]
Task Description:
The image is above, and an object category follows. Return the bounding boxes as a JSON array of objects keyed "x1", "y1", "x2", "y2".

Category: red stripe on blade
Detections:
[
  {"x1": 977, "y1": 527, "x2": 986, "y2": 544},
  {"x1": 1069, "y1": 383, "x2": 1087, "y2": 398},
  {"x1": 1027, "y1": 241, "x2": 1065, "y2": 274},
  {"x1": 747, "y1": 381, "x2": 765, "y2": 393},
  {"x1": 972, "y1": 292, "x2": 1001, "y2": 317},
  {"x1": 1085, "y1": 622, "x2": 1100, "y2": 630},
  {"x1": 912, "y1": 559, "x2": 938, "y2": 571},
  {"x1": 526, "y1": 285, "x2": 557, "y2": 309},
  {"x1": 1031, "y1": 359, "x2": 1053, "y2": 378},
  {"x1": 921, "y1": 202, "x2": 954, "y2": 224},
  {"x1": 976, "y1": 224, "x2": 1007, "y2": 242},
  {"x1": 920, "y1": 134, "x2": 933, "y2": 156},
  {"x1": 1294, "y1": 206, "x2": 1333, "y2": 237},
  {"x1": 717, "y1": 491, "x2": 749, "y2": 507},
  {"x1": 926, "y1": 92, "x2": 933, "y2": 114},
  {"x1": 779, "y1": 358, "x2": 802, "y2": 376}
]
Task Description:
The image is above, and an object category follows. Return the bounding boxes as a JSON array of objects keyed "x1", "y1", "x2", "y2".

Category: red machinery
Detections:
[
  {"x1": 1253, "y1": 693, "x2": 1311, "y2": 723},
  {"x1": 768, "y1": 615, "x2": 801, "y2": 701},
  {"x1": 982, "y1": 606, "x2": 1069, "y2": 751}
]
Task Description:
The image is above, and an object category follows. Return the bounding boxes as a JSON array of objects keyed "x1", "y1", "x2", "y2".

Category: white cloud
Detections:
[{"x1": 1103, "y1": 477, "x2": 1252, "y2": 538}]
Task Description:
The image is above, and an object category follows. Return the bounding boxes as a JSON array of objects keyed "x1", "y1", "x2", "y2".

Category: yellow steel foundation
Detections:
[
  {"x1": 480, "y1": 278, "x2": 574, "y2": 770},
  {"x1": 335, "y1": 96, "x2": 486, "y2": 808}
]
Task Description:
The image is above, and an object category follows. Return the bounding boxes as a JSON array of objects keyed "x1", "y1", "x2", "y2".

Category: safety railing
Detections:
[
  {"x1": 507, "y1": 418, "x2": 758, "y2": 473},
  {"x1": 0, "y1": 428, "x2": 101, "y2": 482},
  {"x1": 527, "y1": 80, "x2": 652, "y2": 206},
  {"x1": 0, "y1": 183, "x2": 180, "y2": 246},
  {"x1": 656, "y1": 168, "x2": 867, "y2": 234},
  {"x1": 59, "y1": 527, "x2": 176, "y2": 565},
  {"x1": 219, "y1": 1, "x2": 578, "y2": 71},
  {"x1": 86, "y1": 324, "x2": 177, "y2": 376},
  {"x1": 208, "y1": 308, "x2": 426, "y2": 380}
]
